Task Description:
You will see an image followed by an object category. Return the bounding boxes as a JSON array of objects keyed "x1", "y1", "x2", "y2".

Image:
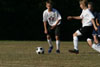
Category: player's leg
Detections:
[
  {"x1": 87, "y1": 38, "x2": 93, "y2": 47},
  {"x1": 55, "y1": 35, "x2": 60, "y2": 53},
  {"x1": 73, "y1": 32, "x2": 79, "y2": 50},
  {"x1": 93, "y1": 27, "x2": 100, "y2": 52},
  {"x1": 47, "y1": 35, "x2": 53, "y2": 47},
  {"x1": 86, "y1": 38, "x2": 98, "y2": 51},
  {"x1": 86, "y1": 27, "x2": 94, "y2": 48},
  {"x1": 87, "y1": 38, "x2": 100, "y2": 53},
  {"x1": 47, "y1": 26, "x2": 53, "y2": 53},
  {"x1": 55, "y1": 25, "x2": 60, "y2": 53},
  {"x1": 47, "y1": 34, "x2": 53, "y2": 53},
  {"x1": 92, "y1": 29, "x2": 99, "y2": 44},
  {"x1": 93, "y1": 35, "x2": 99, "y2": 44},
  {"x1": 69, "y1": 30, "x2": 82, "y2": 54},
  {"x1": 87, "y1": 31, "x2": 100, "y2": 53}
]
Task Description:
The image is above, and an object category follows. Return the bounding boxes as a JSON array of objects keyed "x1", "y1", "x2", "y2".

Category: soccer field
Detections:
[{"x1": 0, "y1": 41, "x2": 100, "y2": 67}]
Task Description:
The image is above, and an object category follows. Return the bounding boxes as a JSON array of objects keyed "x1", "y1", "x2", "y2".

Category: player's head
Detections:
[
  {"x1": 79, "y1": 0, "x2": 88, "y2": 9},
  {"x1": 46, "y1": 0, "x2": 53, "y2": 10},
  {"x1": 88, "y1": 2, "x2": 94, "y2": 11}
]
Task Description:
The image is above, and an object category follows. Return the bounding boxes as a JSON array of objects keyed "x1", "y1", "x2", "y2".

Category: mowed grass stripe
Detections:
[{"x1": 0, "y1": 41, "x2": 100, "y2": 67}]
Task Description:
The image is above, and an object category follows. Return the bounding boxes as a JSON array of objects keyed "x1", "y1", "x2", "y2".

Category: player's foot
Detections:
[
  {"x1": 92, "y1": 44, "x2": 100, "y2": 53},
  {"x1": 48, "y1": 46, "x2": 53, "y2": 53},
  {"x1": 56, "y1": 50, "x2": 60, "y2": 53},
  {"x1": 93, "y1": 43, "x2": 100, "y2": 48},
  {"x1": 69, "y1": 49, "x2": 79, "y2": 54}
]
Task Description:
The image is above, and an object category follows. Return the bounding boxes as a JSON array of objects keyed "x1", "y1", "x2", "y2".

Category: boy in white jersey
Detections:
[
  {"x1": 67, "y1": 0, "x2": 99, "y2": 54},
  {"x1": 43, "y1": 0, "x2": 62, "y2": 53}
]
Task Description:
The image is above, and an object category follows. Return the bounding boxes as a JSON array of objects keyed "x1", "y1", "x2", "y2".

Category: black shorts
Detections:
[
  {"x1": 47, "y1": 25, "x2": 60, "y2": 36},
  {"x1": 79, "y1": 26, "x2": 93, "y2": 39}
]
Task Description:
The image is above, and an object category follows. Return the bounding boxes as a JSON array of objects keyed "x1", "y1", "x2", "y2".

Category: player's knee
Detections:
[
  {"x1": 73, "y1": 33, "x2": 77, "y2": 37},
  {"x1": 47, "y1": 35, "x2": 51, "y2": 39},
  {"x1": 87, "y1": 38, "x2": 92, "y2": 42},
  {"x1": 55, "y1": 36, "x2": 59, "y2": 40}
]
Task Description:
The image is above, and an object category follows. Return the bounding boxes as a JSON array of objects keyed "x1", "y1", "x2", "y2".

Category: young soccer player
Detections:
[
  {"x1": 88, "y1": 2, "x2": 100, "y2": 45},
  {"x1": 67, "y1": 0, "x2": 100, "y2": 54},
  {"x1": 43, "y1": 0, "x2": 62, "y2": 53}
]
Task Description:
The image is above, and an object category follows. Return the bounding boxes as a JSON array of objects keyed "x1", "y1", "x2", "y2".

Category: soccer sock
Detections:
[
  {"x1": 92, "y1": 44, "x2": 96, "y2": 49},
  {"x1": 56, "y1": 40, "x2": 60, "y2": 50},
  {"x1": 47, "y1": 39, "x2": 53, "y2": 47},
  {"x1": 73, "y1": 36, "x2": 78, "y2": 50}
]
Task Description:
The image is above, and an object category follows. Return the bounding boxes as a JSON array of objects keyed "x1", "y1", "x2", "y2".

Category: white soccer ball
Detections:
[{"x1": 36, "y1": 47, "x2": 44, "y2": 54}]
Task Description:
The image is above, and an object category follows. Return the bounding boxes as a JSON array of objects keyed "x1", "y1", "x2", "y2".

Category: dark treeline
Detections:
[{"x1": 0, "y1": 0, "x2": 100, "y2": 41}]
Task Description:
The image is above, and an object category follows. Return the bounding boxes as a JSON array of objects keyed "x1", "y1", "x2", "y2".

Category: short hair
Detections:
[
  {"x1": 88, "y1": 2, "x2": 94, "y2": 7},
  {"x1": 79, "y1": 0, "x2": 88, "y2": 7},
  {"x1": 46, "y1": 0, "x2": 53, "y2": 5}
]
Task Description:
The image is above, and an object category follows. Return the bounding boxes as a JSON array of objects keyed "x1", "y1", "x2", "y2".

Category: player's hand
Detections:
[
  {"x1": 67, "y1": 16, "x2": 72, "y2": 20},
  {"x1": 97, "y1": 24, "x2": 100, "y2": 26},
  {"x1": 44, "y1": 30, "x2": 48, "y2": 34},
  {"x1": 51, "y1": 25, "x2": 56, "y2": 30}
]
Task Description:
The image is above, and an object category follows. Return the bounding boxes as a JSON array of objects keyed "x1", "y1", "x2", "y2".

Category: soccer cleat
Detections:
[
  {"x1": 92, "y1": 44, "x2": 100, "y2": 53},
  {"x1": 69, "y1": 49, "x2": 79, "y2": 54},
  {"x1": 56, "y1": 50, "x2": 60, "y2": 53},
  {"x1": 48, "y1": 46, "x2": 53, "y2": 53}
]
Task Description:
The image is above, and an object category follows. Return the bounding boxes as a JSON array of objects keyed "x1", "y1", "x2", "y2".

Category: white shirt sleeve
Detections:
[
  {"x1": 43, "y1": 11, "x2": 47, "y2": 22},
  {"x1": 88, "y1": 11, "x2": 95, "y2": 20}
]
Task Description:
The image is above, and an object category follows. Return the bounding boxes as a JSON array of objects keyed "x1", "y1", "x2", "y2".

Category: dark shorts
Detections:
[
  {"x1": 92, "y1": 29, "x2": 98, "y2": 35},
  {"x1": 92, "y1": 26, "x2": 100, "y2": 35},
  {"x1": 79, "y1": 26, "x2": 93, "y2": 39},
  {"x1": 47, "y1": 25, "x2": 60, "y2": 36}
]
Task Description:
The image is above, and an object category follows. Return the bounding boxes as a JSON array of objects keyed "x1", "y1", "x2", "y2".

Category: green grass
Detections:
[{"x1": 0, "y1": 41, "x2": 100, "y2": 67}]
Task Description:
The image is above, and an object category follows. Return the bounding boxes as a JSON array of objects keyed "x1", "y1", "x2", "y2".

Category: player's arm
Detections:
[
  {"x1": 89, "y1": 11, "x2": 98, "y2": 31},
  {"x1": 96, "y1": 18, "x2": 100, "y2": 26},
  {"x1": 51, "y1": 11, "x2": 62, "y2": 29},
  {"x1": 51, "y1": 19, "x2": 61, "y2": 29},
  {"x1": 91, "y1": 19, "x2": 98, "y2": 31},
  {"x1": 67, "y1": 16, "x2": 81, "y2": 20},
  {"x1": 56, "y1": 19, "x2": 61, "y2": 25},
  {"x1": 43, "y1": 21, "x2": 48, "y2": 34},
  {"x1": 43, "y1": 11, "x2": 48, "y2": 34}
]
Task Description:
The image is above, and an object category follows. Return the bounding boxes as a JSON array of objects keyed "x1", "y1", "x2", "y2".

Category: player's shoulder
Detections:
[
  {"x1": 86, "y1": 9, "x2": 91, "y2": 13},
  {"x1": 52, "y1": 8, "x2": 58, "y2": 12},
  {"x1": 84, "y1": 9, "x2": 93, "y2": 15}
]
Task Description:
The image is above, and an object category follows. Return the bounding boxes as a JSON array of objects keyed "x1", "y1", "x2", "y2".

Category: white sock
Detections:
[
  {"x1": 47, "y1": 39, "x2": 53, "y2": 47},
  {"x1": 73, "y1": 36, "x2": 78, "y2": 50},
  {"x1": 56, "y1": 40, "x2": 60, "y2": 50},
  {"x1": 92, "y1": 44, "x2": 96, "y2": 49}
]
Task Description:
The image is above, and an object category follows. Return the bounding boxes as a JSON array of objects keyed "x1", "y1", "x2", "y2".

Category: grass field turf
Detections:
[{"x1": 0, "y1": 41, "x2": 100, "y2": 67}]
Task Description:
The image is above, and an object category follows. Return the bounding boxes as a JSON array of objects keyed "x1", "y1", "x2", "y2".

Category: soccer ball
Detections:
[{"x1": 36, "y1": 47, "x2": 44, "y2": 54}]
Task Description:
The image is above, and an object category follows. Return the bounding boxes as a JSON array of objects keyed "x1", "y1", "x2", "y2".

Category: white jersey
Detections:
[
  {"x1": 80, "y1": 9, "x2": 94, "y2": 27},
  {"x1": 43, "y1": 8, "x2": 62, "y2": 26}
]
